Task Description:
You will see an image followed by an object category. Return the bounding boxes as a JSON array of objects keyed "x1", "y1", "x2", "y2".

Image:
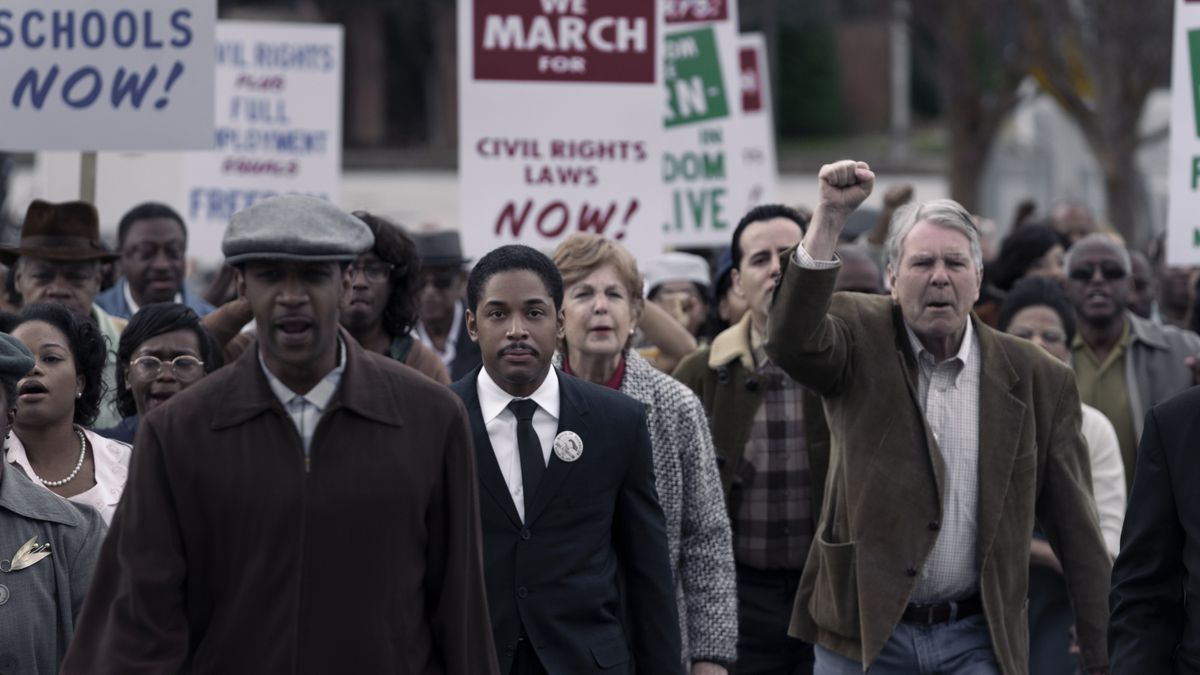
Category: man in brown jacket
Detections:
[
  {"x1": 61, "y1": 195, "x2": 498, "y2": 675},
  {"x1": 766, "y1": 161, "x2": 1111, "y2": 675}
]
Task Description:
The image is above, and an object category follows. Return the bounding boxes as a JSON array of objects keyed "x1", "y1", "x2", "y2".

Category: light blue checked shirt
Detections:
[{"x1": 259, "y1": 339, "x2": 347, "y2": 456}]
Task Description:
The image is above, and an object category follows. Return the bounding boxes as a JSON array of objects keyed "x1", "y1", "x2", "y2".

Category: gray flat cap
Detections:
[
  {"x1": 222, "y1": 195, "x2": 374, "y2": 265},
  {"x1": 0, "y1": 333, "x2": 34, "y2": 389}
]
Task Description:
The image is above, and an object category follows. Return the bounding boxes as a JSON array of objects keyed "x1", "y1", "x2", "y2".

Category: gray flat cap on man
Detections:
[
  {"x1": 0, "y1": 333, "x2": 35, "y2": 387},
  {"x1": 222, "y1": 195, "x2": 374, "y2": 265}
]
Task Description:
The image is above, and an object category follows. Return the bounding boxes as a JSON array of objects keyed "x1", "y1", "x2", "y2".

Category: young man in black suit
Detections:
[
  {"x1": 451, "y1": 244, "x2": 683, "y2": 675},
  {"x1": 1110, "y1": 385, "x2": 1200, "y2": 673}
]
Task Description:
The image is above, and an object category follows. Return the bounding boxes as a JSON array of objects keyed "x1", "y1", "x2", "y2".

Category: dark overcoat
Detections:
[{"x1": 61, "y1": 333, "x2": 499, "y2": 675}]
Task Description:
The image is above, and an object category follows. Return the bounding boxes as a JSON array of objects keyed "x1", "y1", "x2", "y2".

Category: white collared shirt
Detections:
[
  {"x1": 5, "y1": 428, "x2": 131, "y2": 525},
  {"x1": 476, "y1": 367, "x2": 560, "y2": 522},
  {"x1": 259, "y1": 339, "x2": 347, "y2": 456},
  {"x1": 123, "y1": 281, "x2": 182, "y2": 316},
  {"x1": 415, "y1": 300, "x2": 463, "y2": 367}
]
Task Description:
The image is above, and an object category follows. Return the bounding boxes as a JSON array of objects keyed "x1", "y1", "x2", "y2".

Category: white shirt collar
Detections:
[
  {"x1": 123, "y1": 280, "x2": 182, "y2": 315},
  {"x1": 259, "y1": 338, "x2": 347, "y2": 411},
  {"x1": 905, "y1": 317, "x2": 976, "y2": 368},
  {"x1": 477, "y1": 365, "x2": 560, "y2": 425}
]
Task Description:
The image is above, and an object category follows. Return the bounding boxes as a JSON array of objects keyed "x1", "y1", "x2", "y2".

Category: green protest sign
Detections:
[{"x1": 664, "y1": 27, "x2": 728, "y2": 128}]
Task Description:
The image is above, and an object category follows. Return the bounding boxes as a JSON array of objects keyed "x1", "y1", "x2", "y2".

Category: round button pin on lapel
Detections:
[
  {"x1": 0, "y1": 584, "x2": 8, "y2": 605},
  {"x1": 553, "y1": 431, "x2": 583, "y2": 463}
]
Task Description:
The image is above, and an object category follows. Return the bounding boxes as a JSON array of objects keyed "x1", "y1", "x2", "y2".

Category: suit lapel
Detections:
[
  {"x1": 973, "y1": 323, "x2": 1026, "y2": 562},
  {"x1": 458, "y1": 373, "x2": 523, "y2": 529},
  {"x1": 524, "y1": 371, "x2": 586, "y2": 527}
]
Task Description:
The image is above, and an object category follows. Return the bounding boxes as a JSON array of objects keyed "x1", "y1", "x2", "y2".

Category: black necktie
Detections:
[{"x1": 508, "y1": 399, "x2": 544, "y2": 503}]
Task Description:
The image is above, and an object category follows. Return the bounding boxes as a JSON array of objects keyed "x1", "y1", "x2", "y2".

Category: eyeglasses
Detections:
[
  {"x1": 1068, "y1": 263, "x2": 1127, "y2": 283},
  {"x1": 130, "y1": 355, "x2": 205, "y2": 381},
  {"x1": 345, "y1": 261, "x2": 395, "y2": 283}
]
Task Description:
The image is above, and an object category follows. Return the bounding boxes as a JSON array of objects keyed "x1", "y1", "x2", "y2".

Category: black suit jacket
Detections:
[
  {"x1": 451, "y1": 367, "x2": 683, "y2": 675},
  {"x1": 1110, "y1": 385, "x2": 1200, "y2": 673}
]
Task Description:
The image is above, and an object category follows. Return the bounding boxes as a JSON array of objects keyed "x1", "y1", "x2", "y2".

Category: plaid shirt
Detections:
[{"x1": 730, "y1": 336, "x2": 813, "y2": 571}]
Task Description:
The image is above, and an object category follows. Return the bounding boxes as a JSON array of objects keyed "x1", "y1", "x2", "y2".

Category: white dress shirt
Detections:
[
  {"x1": 260, "y1": 339, "x2": 347, "y2": 457},
  {"x1": 476, "y1": 366, "x2": 560, "y2": 522}
]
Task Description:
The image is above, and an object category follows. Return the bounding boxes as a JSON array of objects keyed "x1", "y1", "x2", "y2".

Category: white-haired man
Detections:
[{"x1": 765, "y1": 161, "x2": 1111, "y2": 675}]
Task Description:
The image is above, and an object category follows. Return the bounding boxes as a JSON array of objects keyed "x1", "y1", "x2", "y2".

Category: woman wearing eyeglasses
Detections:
[
  {"x1": 98, "y1": 302, "x2": 224, "y2": 446},
  {"x1": 4, "y1": 304, "x2": 131, "y2": 525},
  {"x1": 339, "y1": 212, "x2": 450, "y2": 383}
]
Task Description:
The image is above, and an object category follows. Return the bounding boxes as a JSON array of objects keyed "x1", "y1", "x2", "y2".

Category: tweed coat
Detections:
[
  {"x1": 557, "y1": 350, "x2": 737, "y2": 665},
  {"x1": 766, "y1": 259, "x2": 1111, "y2": 675},
  {"x1": 0, "y1": 462, "x2": 106, "y2": 675},
  {"x1": 61, "y1": 332, "x2": 498, "y2": 675}
]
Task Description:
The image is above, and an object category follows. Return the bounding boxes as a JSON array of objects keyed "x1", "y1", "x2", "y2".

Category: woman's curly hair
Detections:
[
  {"x1": 12, "y1": 303, "x2": 108, "y2": 427},
  {"x1": 352, "y1": 211, "x2": 421, "y2": 338}
]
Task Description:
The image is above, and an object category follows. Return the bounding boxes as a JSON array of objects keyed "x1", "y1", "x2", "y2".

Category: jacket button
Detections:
[
  {"x1": 906, "y1": 567, "x2": 919, "y2": 577},
  {"x1": 517, "y1": 586, "x2": 528, "y2": 599},
  {"x1": 745, "y1": 379, "x2": 759, "y2": 392},
  {"x1": 0, "y1": 584, "x2": 8, "y2": 606},
  {"x1": 928, "y1": 521, "x2": 940, "y2": 531},
  {"x1": 520, "y1": 528, "x2": 531, "y2": 541}
]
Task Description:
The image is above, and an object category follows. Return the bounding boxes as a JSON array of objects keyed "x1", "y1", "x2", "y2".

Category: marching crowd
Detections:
[{"x1": 0, "y1": 159, "x2": 1198, "y2": 675}]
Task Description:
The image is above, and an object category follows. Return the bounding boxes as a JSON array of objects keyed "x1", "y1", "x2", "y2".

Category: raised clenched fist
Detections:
[{"x1": 817, "y1": 160, "x2": 874, "y2": 216}]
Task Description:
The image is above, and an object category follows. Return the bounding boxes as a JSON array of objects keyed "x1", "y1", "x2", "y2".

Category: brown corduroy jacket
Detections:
[{"x1": 766, "y1": 256, "x2": 1111, "y2": 675}]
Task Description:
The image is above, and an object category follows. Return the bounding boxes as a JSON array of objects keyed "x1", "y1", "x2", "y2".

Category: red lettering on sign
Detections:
[{"x1": 474, "y1": 0, "x2": 655, "y2": 83}]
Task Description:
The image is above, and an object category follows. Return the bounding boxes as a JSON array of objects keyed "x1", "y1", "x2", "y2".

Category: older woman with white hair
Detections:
[{"x1": 552, "y1": 233, "x2": 737, "y2": 674}]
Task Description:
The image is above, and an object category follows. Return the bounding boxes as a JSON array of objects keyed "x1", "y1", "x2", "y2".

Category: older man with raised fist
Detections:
[{"x1": 765, "y1": 161, "x2": 1111, "y2": 675}]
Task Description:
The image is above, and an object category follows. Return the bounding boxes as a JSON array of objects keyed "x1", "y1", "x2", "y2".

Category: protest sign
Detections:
[
  {"x1": 735, "y1": 32, "x2": 777, "y2": 216},
  {"x1": 181, "y1": 21, "x2": 343, "y2": 266},
  {"x1": 458, "y1": 0, "x2": 664, "y2": 261},
  {"x1": 661, "y1": 0, "x2": 743, "y2": 248},
  {"x1": 1167, "y1": 0, "x2": 1200, "y2": 266},
  {"x1": 0, "y1": 0, "x2": 215, "y2": 150}
]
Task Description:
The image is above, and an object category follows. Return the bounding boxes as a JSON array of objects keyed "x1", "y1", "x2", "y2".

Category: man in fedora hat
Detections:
[
  {"x1": 412, "y1": 230, "x2": 482, "y2": 381},
  {"x1": 62, "y1": 194, "x2": 498, "y2": 675},
  {"x1": 0, "y1": 200, "x2": 124, "y2": 428}
]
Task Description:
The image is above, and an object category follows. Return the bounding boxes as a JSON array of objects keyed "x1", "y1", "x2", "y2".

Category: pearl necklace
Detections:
[{"x1": 34, "y1": 429, "x2": 88, "y2": 488}]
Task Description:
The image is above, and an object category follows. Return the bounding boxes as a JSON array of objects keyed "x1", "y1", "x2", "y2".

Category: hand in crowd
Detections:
[
  {"x1": 882, "y1": 183, "x2": 914, "y2": 211},
  {"x1": 661, "y1": 290, "x2": 697, "y2": 330},
  {"x1": 690, "y1": 661, "x2": 729, "y2": 675}
]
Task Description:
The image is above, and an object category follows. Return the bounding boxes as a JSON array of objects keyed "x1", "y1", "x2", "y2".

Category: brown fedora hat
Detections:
[{"x1": 0, "y1": 200, "x2": 119, "y2": 266}]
